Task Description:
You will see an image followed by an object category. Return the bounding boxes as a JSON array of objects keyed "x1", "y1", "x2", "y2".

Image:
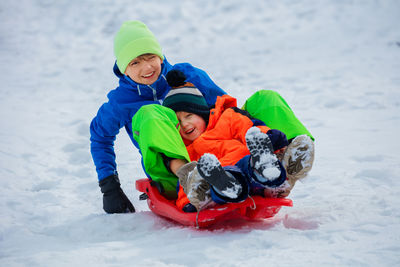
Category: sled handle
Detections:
[{"x1": 135, "y1": 178, "x2": 149, "y2": 193}]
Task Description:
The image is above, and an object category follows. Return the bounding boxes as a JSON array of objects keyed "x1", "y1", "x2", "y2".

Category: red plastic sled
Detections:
[{"x1": 136, "y1": 178, "x2": 293, "y2": 228}]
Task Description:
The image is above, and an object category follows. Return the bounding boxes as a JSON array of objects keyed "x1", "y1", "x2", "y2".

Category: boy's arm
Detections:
[
  {"x1": 90, "y1": 102, "x2": 135, "y2": 213},
  {"x1": 90, "y1": 103, "x2": 122, "y2": 180}
]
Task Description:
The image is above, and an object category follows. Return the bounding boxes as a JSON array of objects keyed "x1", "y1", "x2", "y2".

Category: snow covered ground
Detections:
[{"x1": 1, "y1": 0, "x2": 400, "y2": 266}]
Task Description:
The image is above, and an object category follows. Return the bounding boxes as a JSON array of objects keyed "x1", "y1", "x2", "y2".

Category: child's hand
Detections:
[{"x1": 99, "y1": 174, "x2": 135, "y2": 213}]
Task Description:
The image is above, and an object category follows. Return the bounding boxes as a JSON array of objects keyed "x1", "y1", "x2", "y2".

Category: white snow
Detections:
[
  {"x1": 219, "y1": 182, "x2": 242, "y2": 199},
  {"x1": 1, "y1": 0, "x2": 400, "y2": 266},
  {"x1": 261, "y1": 165, "x2": 281, "y2": 181}
]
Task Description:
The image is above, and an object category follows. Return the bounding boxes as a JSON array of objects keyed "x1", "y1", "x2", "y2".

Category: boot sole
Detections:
[{"x1": 197, "y1": 153, "x2": 242, "y2": 198}]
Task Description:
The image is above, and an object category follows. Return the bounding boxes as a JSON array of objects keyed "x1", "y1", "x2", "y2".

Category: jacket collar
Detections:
[{"x1": 207, "y1": 95, "x2": 237, "y2": 129}]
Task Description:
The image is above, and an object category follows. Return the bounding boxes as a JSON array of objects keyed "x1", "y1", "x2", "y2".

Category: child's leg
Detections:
[
  {"x1": 197, "y1": 154, "x2": 249, "y2": 205},
  {"x1": 243, "y1": 90, "x2": 315, "y2": 195},
  {"x1": 235, "y1": 154, "x2": 290, "y2": 198},
  {"x1": 176, "y1": 161, "x2": 211, "y2": 211},
  {"x1": 208, "y1": 168, "x2": 249, "y2": 205},
  {"x1": 175, "y1": 157, "x2": 249, "y2": 211},
  {"x1": 242, "y1": 90, "x2": 314, "y2": 141},
  {"x1": 245, "y1": 127, "x2": 286, "y2": 187},
  {"x1": 232, "y1": 128, "x2": 289, "y2": 198},
  {"x1": 132, "y1": 104, "x2": 190, "y2": 198}
]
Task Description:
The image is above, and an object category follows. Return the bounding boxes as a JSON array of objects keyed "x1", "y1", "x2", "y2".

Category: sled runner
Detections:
[{"x1": 136, "y1": 178, "x2": 293, "y2": 228}]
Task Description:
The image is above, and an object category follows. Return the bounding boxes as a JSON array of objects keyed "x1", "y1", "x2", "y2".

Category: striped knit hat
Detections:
[
  {"x1": 163, "y1": 70, "x2": 210, "y2": 123},
  {"x1": 114, "y1": 21, "x2": 164, "y2": 73}
]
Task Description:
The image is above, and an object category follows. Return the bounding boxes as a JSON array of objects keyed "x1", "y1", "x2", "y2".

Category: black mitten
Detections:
[
  {"x1": 267, "y1": 129, "x2": 289, "y2": 151},
  {"x1": 99, "y1": 174, "x2": 135, "y2": 213}
]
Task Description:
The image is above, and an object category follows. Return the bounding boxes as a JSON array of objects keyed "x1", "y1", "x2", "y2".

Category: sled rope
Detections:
[
  {"x1": 195, "y1": 204, "x2": 207, "y2": 229},
  {"x1": 195, "y1": 199, "x2": 213, "y2": 228},
  {"x1": 195, "y1": 209, "x2": 201, "y2": 229},
  {"x1": 249, "y1": 196, "x2": 256, "y2": 210}
]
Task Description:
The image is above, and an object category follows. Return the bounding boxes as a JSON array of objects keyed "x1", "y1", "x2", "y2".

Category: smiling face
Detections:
[
  {"x1": 176, "y1": 111, "x2": 206, "y2": 142},
  {"x1": 124, "y1": 54, "x2": 163, "y2": 85}
]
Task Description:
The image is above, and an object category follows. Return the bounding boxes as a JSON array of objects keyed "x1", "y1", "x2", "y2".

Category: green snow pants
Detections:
[
  {"x1": 132, "y1": 90, "x2": 313, "y2": 198},
  {"x1": 132, "y1": 104, "x2": 190, "y2": 198},
  {"x1": 243, "y1": 90, "x2": 314, "y2": 141}
]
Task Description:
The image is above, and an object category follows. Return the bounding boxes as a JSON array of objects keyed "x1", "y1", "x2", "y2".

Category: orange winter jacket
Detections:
[{"x1": 176, "y1": 95, "x2": 270, "y2": 210}]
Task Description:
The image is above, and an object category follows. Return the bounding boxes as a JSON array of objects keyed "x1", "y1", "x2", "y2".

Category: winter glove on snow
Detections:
[
  {"x1": 99, "y1": 174, "x2": 135, "y2": 214},
  {"x1": 267, "y1": 129, "x2": 289, "y2": 152}
]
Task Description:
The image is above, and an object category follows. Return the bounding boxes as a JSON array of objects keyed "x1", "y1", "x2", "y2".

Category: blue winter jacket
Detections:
[{"x1": 90, "y1": 58, "x2": 226, "y2": 181}]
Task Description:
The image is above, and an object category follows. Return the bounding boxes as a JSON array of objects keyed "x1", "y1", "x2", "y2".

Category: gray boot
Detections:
[
  {"x1": 282, "y1": 135, "x2": 315, "y2": 190},
  {"x1": 176, "y1": 161, "x2": 211, "y2": 210}
]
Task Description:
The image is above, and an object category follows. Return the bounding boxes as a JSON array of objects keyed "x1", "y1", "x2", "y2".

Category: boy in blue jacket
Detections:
[
  {"x1": 90, "y1": 21, "x2": 226, "y2": 213},
  {"x1": 91, "y1": 20, "x2": 315, "y2": 214}
]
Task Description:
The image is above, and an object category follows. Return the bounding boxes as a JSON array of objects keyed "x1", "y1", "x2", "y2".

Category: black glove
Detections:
[{"x1": 99, "y1": 174, "x2": 135, "y2": 214}]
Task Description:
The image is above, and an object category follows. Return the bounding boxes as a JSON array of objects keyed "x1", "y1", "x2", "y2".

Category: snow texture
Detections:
[
  {"x1": 1, "y1": 0, "x2": 400, "y2": 266},
  {"x1": 219, "y1": 173, "x2": 242, "y2": 199}
]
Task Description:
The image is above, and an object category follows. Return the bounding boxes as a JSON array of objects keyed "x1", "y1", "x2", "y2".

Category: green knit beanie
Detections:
[{"x1": 114, "y1": 21, "x2": 164, "y2": 73}]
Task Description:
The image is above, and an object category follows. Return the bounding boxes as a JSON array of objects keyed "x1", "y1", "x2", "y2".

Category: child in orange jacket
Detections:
[{"x1": 163, "y1": 70, "x2": 290, "y2": 212}]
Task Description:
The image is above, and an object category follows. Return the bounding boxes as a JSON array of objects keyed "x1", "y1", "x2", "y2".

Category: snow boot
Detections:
[
  {"x1": 176, "y1": 161, "x2": 211, "y2": 210},
  {"x1": 245, "y1": 127, "x2": 282, "y2": 185},
  {"x1": 282, "y1": 134, "x2": 315, "y2": 189},
  {"x1": 197, "y1": 153, "x2": 243, "y2": 199}
]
